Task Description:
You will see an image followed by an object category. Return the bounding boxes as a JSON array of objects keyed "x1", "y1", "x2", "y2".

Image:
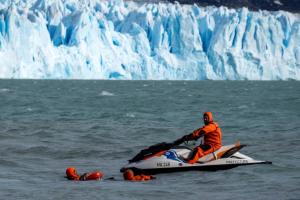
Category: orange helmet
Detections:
[
  {"x1": 66, "y1": 167, "x2": 79, "y2": 180},
  {"x1": 123, "y1": 169, "x2": 134, "y2": 180},
  {"x1": 203, "y1": 112, "x2": 213, "y2": 125}
]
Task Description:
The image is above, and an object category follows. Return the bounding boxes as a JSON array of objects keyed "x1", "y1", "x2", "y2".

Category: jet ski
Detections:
[{"x1": 120, "y1": 141, "x2": 272, "y2": 175}]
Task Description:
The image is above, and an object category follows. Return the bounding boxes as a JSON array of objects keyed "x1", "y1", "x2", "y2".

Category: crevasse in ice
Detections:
[{"x1": 0, "y1": 0, "x2": 299, "y2": 80}]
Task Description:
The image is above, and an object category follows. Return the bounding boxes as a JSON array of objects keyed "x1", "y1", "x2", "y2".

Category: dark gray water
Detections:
[{"x1": 0, "y1": 80, "x2": 299, "y2": 200}]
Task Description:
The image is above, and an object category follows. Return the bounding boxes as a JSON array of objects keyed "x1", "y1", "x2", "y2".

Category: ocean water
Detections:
[{"x1": 0, "y1": 80, "x2": 299, "y2": 200}]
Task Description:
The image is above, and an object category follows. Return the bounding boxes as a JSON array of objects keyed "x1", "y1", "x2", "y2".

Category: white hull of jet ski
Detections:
[{"x1": 121, "y1": 143, "x2": 271, "y2": 174}]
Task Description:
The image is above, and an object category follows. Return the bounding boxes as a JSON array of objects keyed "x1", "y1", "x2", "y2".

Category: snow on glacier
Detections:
[{"x1": 0, "y1": 0, "x2": 299, "y2": 80}]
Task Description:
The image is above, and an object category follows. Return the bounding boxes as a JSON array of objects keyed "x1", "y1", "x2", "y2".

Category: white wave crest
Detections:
[{"x1": 100, "y1": 91, "x2": 115, "y2": 96}]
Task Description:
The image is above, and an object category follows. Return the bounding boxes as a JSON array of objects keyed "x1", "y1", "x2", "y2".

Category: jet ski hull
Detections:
[
  {"x1": 121, "y1": 162, "x2": 270, "y2": 175},
  {"x1": 121, "y1": 144, "x2": 272, "y2": 175}
]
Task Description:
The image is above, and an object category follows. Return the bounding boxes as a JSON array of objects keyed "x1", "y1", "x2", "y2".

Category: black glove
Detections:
[{"x1": 173, "y1": 134, "x2": 191, "y2": 146}]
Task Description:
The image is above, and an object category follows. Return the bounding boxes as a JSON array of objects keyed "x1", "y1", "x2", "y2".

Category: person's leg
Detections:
[
  {"x1": 187, "y1": 144, "x2": 213, "y2": 164},
  {"x1": 200, "y1": 144, "x2": 212, "y2": 151}
]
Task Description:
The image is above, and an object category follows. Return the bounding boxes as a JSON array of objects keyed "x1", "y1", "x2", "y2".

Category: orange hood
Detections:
[
  {"x1": 123, "y1": 169, "x2": 134, "y2": 180},
  {"x1": 66, "y1": 167, "x2": 79, "y2": 180},
  {"x1": 204, "y1": 112, "x2": 214, "y2": 123}
]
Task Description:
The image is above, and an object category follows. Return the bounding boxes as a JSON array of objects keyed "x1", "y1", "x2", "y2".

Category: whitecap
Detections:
[
  {"x1": 238, "y1": 105, "x2": 248, "y2": 109},
  {"x1": 100, "y1": 91, "x2": 115, "y2": 96},
  {"x1": 0, "y1": 88, "x2": 10, "y2": 92},
  {"x1": 126, "y1": 113, "x2": 135, "y2": 118}
]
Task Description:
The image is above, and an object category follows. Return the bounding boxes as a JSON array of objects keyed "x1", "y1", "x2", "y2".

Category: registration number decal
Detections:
[
  {"x1": 157, "y1": 162, "x2": 170, "y2": 167},
  {"x1": 226, "y1": 160, "x2": 249, "y2": 164}
]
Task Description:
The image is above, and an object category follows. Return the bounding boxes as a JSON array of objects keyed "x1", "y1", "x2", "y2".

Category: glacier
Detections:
[{"x1": 0, "y1": 0, "x2": 299, "y2": 80}]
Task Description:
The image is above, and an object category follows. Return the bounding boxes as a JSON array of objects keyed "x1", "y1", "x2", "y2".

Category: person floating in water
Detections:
[
  {"x1": 123, "y1": 169, "x2": 155, "y2": 181},
  {"x1": 176, "y1": 112, "x2": 222, "y2": 164},
  {"x1": 65, "y1": 167, "x2": 103, "y2": 181}
]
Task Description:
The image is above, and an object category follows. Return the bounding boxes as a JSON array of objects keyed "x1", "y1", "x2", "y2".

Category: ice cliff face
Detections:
[{"x1": 0, "y1": 0, "x2": 299, "y2": 80}]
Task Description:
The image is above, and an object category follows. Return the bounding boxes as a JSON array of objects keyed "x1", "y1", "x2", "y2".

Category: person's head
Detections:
[
  {"x1": 123, "y1": 169, "x2": 134, "y2": 180},
  {"x1": 66, "y1": 167, "x2": 79, "y2": 180},
  {"x1": 203, "y1": 112, "x2": 213, "y2": 125}
]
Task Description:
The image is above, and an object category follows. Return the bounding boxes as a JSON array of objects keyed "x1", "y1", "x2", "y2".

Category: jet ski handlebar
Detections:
[{"x1": 172, "y1": 134, "x2": 194, "y2": 146}]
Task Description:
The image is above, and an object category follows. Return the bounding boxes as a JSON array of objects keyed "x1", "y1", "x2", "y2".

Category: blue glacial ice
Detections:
[{"x1": 0, "y1": 0, "x2": 299, "y2": 80}]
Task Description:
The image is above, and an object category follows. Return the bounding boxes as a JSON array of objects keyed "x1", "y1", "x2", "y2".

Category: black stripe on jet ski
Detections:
[
  {"x1": 122, "y1": 161, "x2": 272, "y2": 175},
  {"x1": 220, "y1": 145, "x2": 246, "y2": 158}
]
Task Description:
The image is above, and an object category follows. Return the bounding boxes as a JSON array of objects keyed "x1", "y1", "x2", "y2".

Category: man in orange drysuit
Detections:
[
  {"x1": 65, "y1": 167, "x2": 103, "y2": 181},
  {"x1": 123, "y1": 169, "x2": 155, "y2": 181},
  {"x1": 177, "y1": 112, "x2": 222, "y2": 164}
]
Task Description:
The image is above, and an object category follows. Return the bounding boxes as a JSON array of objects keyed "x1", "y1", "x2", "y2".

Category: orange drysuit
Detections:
[
  {"x1": 65, "y1": 167, "x2": 103, "y2": 181},
  {"x1": 123, "y1": 170, "x2": 155, "y2": 181},
  {"x1": 185, "y1": 112, "x2": 222, "y2": 164}
]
